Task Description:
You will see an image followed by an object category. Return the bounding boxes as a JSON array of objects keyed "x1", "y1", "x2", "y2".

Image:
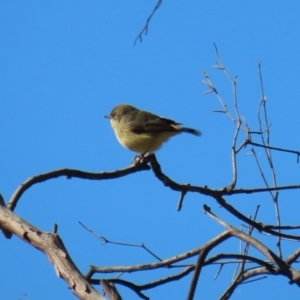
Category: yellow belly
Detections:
[{"x1": 112, "y1": 122, "x2": 177, "y2": 153}]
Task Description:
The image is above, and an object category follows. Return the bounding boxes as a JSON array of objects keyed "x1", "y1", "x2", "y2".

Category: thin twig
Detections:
[
  {"x1": 86, "y1": 231, "x2": 231, "y2": 278},
  {"x1": 257, "y1": 60, "x2": 282, "y2": 257},
  {"x1": 134, "y1": 0, "x2": 163, "y2": 45},
  {"x1": 79, "y1": 221, "x2": 162, "y2": 261}
]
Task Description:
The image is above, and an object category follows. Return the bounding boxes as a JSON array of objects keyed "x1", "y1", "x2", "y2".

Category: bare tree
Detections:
[{"x1": 2, "y1": 47, "x2": 300, "y2": 299}]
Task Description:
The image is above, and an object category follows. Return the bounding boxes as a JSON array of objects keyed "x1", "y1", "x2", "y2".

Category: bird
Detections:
[{"x1": 105, "y1": 104, "x2": 201, "y2": 158}]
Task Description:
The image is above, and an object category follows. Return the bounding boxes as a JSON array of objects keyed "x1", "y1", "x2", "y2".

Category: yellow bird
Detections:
[{"x1": 105, "y1": 104, "x2": 201, "y2": 157}]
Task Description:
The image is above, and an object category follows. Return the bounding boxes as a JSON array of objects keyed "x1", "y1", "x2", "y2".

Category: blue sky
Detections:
[{"x1": 1, "y1": 1, "x2": 300, "y2": 299}]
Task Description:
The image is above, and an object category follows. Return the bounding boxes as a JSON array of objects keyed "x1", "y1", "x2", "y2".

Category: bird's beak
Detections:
[{"x1": 104, "y1": 115, "x2": 112, "y2": 119}]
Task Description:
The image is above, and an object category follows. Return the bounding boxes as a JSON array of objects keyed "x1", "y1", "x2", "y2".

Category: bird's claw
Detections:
[{"x1": 131, "y1": 154, "x2": 148, "y2": 166}]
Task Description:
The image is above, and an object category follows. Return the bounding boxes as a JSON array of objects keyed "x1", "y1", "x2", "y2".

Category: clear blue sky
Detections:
[{"x1": 1, "y1": 1, "x2": 300, "y2": 299}]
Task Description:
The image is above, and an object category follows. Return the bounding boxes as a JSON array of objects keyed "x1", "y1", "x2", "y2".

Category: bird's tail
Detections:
[{"x1": 180, "y1": 127, "x2": 201, "y2": 136}]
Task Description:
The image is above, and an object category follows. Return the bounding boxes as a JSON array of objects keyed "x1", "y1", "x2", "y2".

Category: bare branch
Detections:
[
  {"x1": 86, "y1": 231, "x2": 231, "y2": 278},
  {"x1": 0, "y1": 197, "x2": 105, "y2": 299},
  {"x1": 79, "y1": 221, "x2": 163, "y2": 261},
  {"x1": 134, "y1": 0, "x2": 163, "y2": 45},
  {"x1": 7, "y1": 163, "x2": 150, "y2": 211},
  {"x1": 100, "y1": 280, "x2": 122, "y2": 300},
  {"x1": 213, "y1": 195, "x2": 300, "y2": 241},
  {"x1": 187, "y1": 249, "x2": 208, "y2": 300},
  {"x1": 177, "y1": 184, "x2": 190, "y2": 211},
  {"x1": 247, "y1": 140, "x2": 300, "y2": 158},
  {"x1": 204, "y1": 206, "x2": 300, "y2": 284}
]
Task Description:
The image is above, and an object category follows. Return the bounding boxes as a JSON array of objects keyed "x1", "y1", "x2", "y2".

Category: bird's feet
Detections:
[
  {"x1": 131, "y1": 153, "x2": 152, "y2": 166},
  {"x1": 132, "y1": 154, "x2": 145, "y2": 165}
]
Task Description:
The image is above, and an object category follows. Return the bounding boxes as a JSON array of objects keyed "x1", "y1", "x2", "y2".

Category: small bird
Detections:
[{"x1": 105, "y1": 104, "x2": 201, "y2": 157}]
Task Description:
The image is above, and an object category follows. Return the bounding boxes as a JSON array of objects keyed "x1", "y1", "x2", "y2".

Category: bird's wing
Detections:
[{"x1": 126, "y1": 115, "x2": 181, "y2": 134}]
